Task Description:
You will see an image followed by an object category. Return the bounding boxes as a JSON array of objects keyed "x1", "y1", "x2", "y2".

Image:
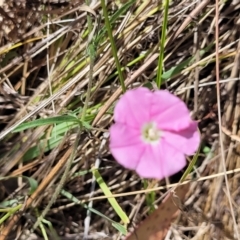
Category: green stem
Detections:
[
  {"x1": 156, "y1": 0, "x2": 169, "y2": 88},
  {"x1": 81, "y1": 1, "x2": 95, "y2": 122},
  {"x1": 100, "y1": 0, "x2": 126, "y2": 92}
]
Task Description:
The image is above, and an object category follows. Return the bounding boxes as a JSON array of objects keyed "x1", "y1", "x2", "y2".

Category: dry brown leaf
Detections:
[{"x1": 125, "y1": 183, "x2": 189, "y2": 240}]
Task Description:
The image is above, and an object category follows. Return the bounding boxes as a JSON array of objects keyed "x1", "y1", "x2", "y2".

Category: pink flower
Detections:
[{"x1": 109, "y1": 87, "x2": 200, "y2": 179}]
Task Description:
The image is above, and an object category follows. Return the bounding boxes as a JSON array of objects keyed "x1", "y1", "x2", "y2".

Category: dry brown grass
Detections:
[{"x1": 1, "y1": 0, "x2": 240, "y2": 239}]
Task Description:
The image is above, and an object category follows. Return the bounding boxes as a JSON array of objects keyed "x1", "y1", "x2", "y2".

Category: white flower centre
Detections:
[{"x1": 141, "y1": 122, "x2": 161, "y2": 144}]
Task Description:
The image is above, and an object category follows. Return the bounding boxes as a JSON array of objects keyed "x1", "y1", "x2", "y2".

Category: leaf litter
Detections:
[{"x1": 0, "y1": 0, "x2": 240, "y2": 239}]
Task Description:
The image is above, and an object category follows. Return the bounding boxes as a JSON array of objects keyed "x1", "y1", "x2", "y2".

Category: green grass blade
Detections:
[
  {"x1": 110, "y1": 0, "x2": 136, "y2": 24},
  {"x1": 92, "y1": 168, "x2": 129, "y2": 224},
  {"x1": 180, "y1": 130, "x2": 201, "y2": 183},
  {"x1": 0, "y1": 204, "x2": 22, "y2": 224},
  {"x1": 60, "y1": 189, "x2": 127, "y2": 235},
  {"x1": 156, "y1": 0, "x2": 170, "y2": 88}
]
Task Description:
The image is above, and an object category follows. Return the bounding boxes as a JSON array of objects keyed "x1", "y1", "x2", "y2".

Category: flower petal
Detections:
[
  {"x1": 135, "y1": 140, "x2": 186, "y2": 179},
  {"x1": 109, "y1": 87, "x2": 200, "y2": 180},
  {"x1": 110, "y1": 144, "x2": 146, "y2": 170},
  {"x1": 162, "y1": 122, "x2": 200, "y2": 155},
  {"x1": 109, "y1": 123, "x2": 141, "y2": 147},
  {"x1": 109, "y1": 123, "x2": 145, "y2": 169},
  {"x1": 150, "y1": 90, "x2": 193, "y2": 131},
  {"x1": 114, "y1": 87, "x2": 152, "y2": 128}
]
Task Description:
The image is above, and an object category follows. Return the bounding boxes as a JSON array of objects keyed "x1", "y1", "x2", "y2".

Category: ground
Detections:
[{"x1": 0, "y1": 0, "x2": 240, "y2": 239}]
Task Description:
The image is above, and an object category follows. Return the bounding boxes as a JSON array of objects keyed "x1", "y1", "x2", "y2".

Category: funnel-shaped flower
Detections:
[{"x1": 109, "y1": 87, "x2": 200, "y2": 179}]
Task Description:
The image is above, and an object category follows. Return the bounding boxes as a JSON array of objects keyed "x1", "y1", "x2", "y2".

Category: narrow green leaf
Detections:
[
  {"x1": 180, "y1": 130, "x2": 201, "y2": 182},
  {"x1": 0, "y1": 199, "x2": 20, "y2": 208},
  {"x1": 82, "y1": 121, "x2": 92, "y2": 129},
  {"x1": 110, "y1": 0, "x2": 136, "y2": 24},
  {"x1": 13, "y1": 115, "x2": 79, "y2": 132},
  {"x1": 92, "y1": 168, "x2": 129, "y2": 224},
  {"x1": 23, "y1": 176, "x2": 38, "y2": 194},
  {"x1": 0, "y1": 204, "x2": 22, "y2": 224},
  {"x1": 161, "y1": 57, "x2": 193, "y2": 81},
  {"x1": 51, "y1": 122, "x2": 79, "y2": 136},
  {"x1": 60, "y1": 189, "x2": 126, "y2": 234},
  {"x1": 112, "y1": 222, "x2": 127, "y2": 235},
  {"x1": 23, "y1": 135, "x2": 63, "y2": 162}
]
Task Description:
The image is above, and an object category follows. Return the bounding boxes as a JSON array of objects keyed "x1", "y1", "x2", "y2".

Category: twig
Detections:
[
  {"x1": 214, "y1": 1, "x2": 240, "y2": 238},
  {"x1": 84, "y1": 132, "x2": 109, "y2": 239}
]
